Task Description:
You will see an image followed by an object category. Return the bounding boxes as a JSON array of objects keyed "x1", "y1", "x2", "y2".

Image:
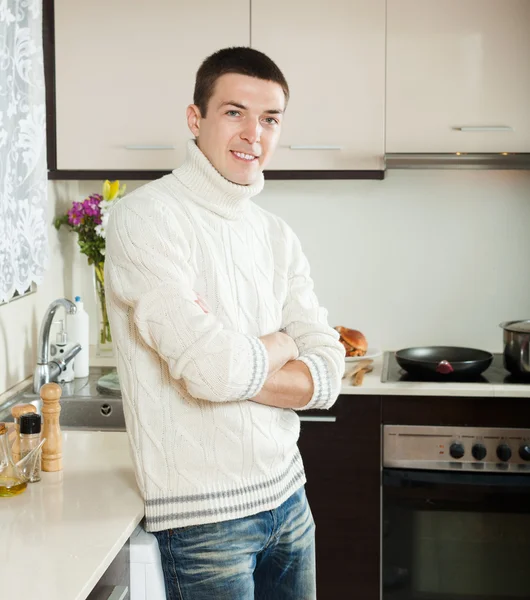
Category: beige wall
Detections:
[{"x1": 2, "y1": 169, "x2": 529, "y2": 395}]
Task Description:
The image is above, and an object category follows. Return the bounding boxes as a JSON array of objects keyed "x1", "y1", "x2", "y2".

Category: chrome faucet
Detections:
[{"x1": 33, "y1": 298, "x2": 82, "y2": 393}]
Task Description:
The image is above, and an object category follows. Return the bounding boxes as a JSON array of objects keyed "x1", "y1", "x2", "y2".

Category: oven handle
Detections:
[{"x1": 383, "y1": 468, "x2": 530, "y2": 489}]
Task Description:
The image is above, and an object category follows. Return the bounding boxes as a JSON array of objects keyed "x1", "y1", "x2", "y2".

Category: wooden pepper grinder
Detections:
[
  {"x1": 10, "y1": 404, "x2": 38, "y2": 463},
  {"x1": 40, "y1": 383, "x2": 63, "y2": 472}
]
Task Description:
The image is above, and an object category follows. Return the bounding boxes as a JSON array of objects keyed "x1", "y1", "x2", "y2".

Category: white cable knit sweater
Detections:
[{"x1": 105, "y1": 140, "x2": 345, "y2": 531}]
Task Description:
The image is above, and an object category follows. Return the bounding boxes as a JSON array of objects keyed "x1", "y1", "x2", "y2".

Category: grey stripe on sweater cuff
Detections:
[
  {"x1": 297, "y1": 353, "x2": 332, "y2": 409},
  {"x1": 240, "y1": 336, "x2": 268, "y2": 400}
]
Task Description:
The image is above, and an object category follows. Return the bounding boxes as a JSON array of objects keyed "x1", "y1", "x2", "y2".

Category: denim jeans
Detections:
[{"x1": 153, "y1": 486, "x2": 316, "y2": 600}]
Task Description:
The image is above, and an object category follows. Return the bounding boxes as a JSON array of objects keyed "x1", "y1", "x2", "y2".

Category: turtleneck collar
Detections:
[{"x1": 171, "y1": 139, "x2": 264, "y2": 220}]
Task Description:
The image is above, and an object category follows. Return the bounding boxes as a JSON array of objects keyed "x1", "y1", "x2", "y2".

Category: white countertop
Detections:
[
  {"x1": 340, "y1": 355, "x2": 530, "y2": 398},
  {"x1": 0, "y1": 431, "x2": 144, "y2": 600},
  {"x1": 97, "y1": 347, "x2": 530, "y2": 398}
]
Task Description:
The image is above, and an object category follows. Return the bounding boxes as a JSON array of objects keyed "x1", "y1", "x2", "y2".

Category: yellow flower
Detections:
[{"x1": 102, "y1": 180, "x2": 123, "y2": 201}]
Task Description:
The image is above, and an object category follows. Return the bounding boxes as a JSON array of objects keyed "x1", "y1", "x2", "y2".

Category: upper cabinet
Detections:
[
  {"x1": 251, "y1": 0, "x2": 386, "y2": 171},
  {"x1": 53, "y1": 0, "x2": 249, "y2": 171},
  {"x1": 49, "y1": 0, "x2": 530, "y2": 176},
  {"x1": 386, "y1": 0, "x2": 530, "y2": 154}
]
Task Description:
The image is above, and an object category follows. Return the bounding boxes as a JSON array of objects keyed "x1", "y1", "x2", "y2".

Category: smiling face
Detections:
[{"x1": 186, "y1": 73, "x2": 286, "y2": 185}]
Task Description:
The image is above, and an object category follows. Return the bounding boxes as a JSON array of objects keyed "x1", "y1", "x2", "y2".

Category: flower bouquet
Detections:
[{"x1": 54, "y1": 180, "x2": 126, "y2": 353}]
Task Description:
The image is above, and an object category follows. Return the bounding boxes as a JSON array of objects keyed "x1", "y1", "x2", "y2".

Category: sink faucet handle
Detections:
[
  {"x1": 49, "y1": 343, "x2": 82, "y2": 379},
  {"x1": 40, "y1": 383, "x2": 63, "y2": 472},
  {"x1": 34, "y1": 298, "x2": 78, "y2": 393}
]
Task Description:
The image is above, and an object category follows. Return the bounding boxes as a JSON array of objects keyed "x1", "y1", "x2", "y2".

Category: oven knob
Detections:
[
  {"x1": 472, "y1": 443, "x2": 487, "y2": 461},
  {"x1": 519, "y1": 445, "x2": 530, "y2": 461},
  {"x1": 449, "y1": 442, "x2": 465, "y2": 459},
  {"x1": 496, "y1": 444, "x2": 512, "y2": 462}
]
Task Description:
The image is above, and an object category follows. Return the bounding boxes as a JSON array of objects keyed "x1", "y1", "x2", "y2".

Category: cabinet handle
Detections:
[
  {"x1": 124, "y1": 145, "x2": 176, "y2": 150},
  {"x1": 455, "y1": 126, "x2": 513, "y2": 132},
  {"x1": 107, "y1": 586, "x2": 128, "y2": 600},
  {"x1": 299, "y1": 416, "x2": 337, "y2": 423},
  {"x1": 289, "y1": 145, "x2": 343, "y2": 150}
]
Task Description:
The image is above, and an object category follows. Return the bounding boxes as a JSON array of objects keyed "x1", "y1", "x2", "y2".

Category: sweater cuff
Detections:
[
  {"x1": 240, "y1": 336, "x2": 269, "y2": 400},
  {"x1": 297, "y1": 354, "x2": 333, "y2": 410}
]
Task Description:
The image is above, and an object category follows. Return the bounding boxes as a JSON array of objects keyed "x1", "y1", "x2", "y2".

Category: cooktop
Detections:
[{"x1": 381, "y1": 351, "x2": 530, "y2": 384}]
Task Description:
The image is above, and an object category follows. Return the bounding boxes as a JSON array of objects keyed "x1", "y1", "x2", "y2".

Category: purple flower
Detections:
[
  {"x1": 67, "y1": 202, "x2": 84, "y2": 226},
  {"x1": 67, "y1": 193, "x2": 104, "y2": 226}
]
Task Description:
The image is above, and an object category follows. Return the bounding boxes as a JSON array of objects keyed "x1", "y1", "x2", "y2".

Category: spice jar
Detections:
[
  {"x1": 10, "y1": 403, "x2": 37, "y2": 463},
  {"x1": 19, "y1": 413, "x2": 42, "y2": 483}
]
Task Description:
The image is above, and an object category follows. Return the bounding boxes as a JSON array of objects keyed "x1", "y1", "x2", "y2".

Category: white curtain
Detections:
[{"x1": 0, "y1": 0, "x2": 48, "y2": 303}]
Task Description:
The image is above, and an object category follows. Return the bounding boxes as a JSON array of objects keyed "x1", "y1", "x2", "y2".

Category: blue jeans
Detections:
[{"x1": 153, "y1": 486, "x2": 316, "y2": 600}]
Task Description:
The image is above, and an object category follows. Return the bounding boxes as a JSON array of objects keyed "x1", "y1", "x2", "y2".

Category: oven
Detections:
[{"x1": 382, "y1": 425, "x2": 530, "y2": 600}]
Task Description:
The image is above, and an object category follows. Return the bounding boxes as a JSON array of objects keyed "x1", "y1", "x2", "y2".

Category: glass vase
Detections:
[{"x1": 93, "y1": 261, "x2": 113, "y2": 357}]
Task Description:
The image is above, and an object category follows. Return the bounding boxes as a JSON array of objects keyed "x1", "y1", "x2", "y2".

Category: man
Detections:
[{"x1": 105, "y1": 47, "x2": 345, "y2": 600}]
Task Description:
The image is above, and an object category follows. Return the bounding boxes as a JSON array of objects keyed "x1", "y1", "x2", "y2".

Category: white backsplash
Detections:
[
  {"x1": 255, "y1": 169, "x2": 530, "y2": 353},
  {"x1": 63, "y1": 169, "x2": 530, "y2": 353},
  {"x1": 2, "y1": 168, "x2": 529, "y2": 394}
]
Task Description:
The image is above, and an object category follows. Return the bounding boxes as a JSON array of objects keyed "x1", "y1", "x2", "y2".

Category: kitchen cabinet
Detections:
[
  {"x1": 381, "y1": 394, "x2": 530, "y2": 600},
  {"x1": 48, "y1": 0, "x2": 385, "y2": 178},
  {"x1": 52, "y1": 0, "x2": 249, "y2": 171},
  {"x1": 386, "y1": 0, "x2": 530, "y2": 154},
  {"x1": 86, "y1": 540, "x2": 130, "y2": 600},
  {"x1": 299, "y1": 390, "x2": 530, "y2": 599},
  {"x1": 297, "y1": 395, "x2": 381, "y2": 599},
  {"x1": 382, "y1": 393, "x2": 530, "y2": 429},
  {"x1": 251, "y1": 0, "x2": 386, "y2": 171}
]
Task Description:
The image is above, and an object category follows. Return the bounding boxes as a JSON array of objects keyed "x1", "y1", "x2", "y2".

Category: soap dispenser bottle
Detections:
[
  {"x1": 67, "y1": 296, "x2": 90, "y2": 378},
  {"x1": 52, "y1": 320, "x2": 75, "y2": 383}
]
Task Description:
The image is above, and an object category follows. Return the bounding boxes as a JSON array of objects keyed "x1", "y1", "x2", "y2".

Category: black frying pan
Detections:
[{"x1": 395, "y1": 346, "x2": 493, "y2": 377}]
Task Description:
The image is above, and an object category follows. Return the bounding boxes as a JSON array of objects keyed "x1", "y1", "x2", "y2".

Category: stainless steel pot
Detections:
[{"x1": 499, "y1": 320, "x2": 530, "y2": 376}]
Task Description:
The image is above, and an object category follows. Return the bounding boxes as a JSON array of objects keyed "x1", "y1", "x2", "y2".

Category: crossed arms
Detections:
[{"x1": 105, "y1": 197, "x2": 345, "y2": 411}]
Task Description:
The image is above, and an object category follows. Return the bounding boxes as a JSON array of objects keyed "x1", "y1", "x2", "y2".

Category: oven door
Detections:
[{"x1": 383, "y1": 468, "x2": 530, "y2": 600}]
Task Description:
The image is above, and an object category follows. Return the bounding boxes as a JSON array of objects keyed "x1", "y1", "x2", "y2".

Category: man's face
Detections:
[{"x1": 187, "y1": 73, "x2": 285, "y2": 185}]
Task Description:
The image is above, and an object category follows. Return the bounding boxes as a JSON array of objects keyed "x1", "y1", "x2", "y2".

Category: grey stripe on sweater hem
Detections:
[
  {"x1": 145, "y1": 470, "x2": 305, "y2": 525},
  {"x1": 146, "y1": 452, "x2": 301, "y2": 507}
]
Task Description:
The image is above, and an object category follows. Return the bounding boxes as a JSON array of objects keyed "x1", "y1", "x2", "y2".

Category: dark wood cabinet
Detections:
[
  {"x1": 382, "y1": 394, "x2": 530, "y2": 428},
  {"x1": 297, "y1": 391, "x2": 530, "y2": 599},
  {"x1": 297, "y1": 395, "x2": 381, "y2": 600}
]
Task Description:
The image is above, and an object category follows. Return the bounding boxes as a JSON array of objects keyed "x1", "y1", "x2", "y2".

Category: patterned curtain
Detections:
[{"x1": 0, "y1": 0, "x2": 48, "y2": 303}]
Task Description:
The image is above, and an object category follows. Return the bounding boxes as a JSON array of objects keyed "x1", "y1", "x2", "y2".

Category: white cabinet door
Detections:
[
  {"x1": 54, "y1": 0, "x2": 249, "y2": 170},
  {"x1": 251, "y1": 0, "x2": 385, "y2": 171},
  {"x1": 386, "y1": 0, "x2": 530, "y2": 153}
]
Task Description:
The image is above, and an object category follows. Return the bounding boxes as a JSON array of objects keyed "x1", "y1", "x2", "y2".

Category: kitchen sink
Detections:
[{"x1": 0, "y1": 367, "x2": 126, "y2": 432}]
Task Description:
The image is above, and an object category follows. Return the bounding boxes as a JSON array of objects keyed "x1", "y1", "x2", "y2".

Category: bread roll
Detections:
[{"x1": 335, "y1": 326, "x2": 368, "y2": 357}]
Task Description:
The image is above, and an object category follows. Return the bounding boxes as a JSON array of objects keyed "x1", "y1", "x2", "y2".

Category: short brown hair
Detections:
[{"x1": 193, "y1": 47, "x2": 290, "y2": 117}]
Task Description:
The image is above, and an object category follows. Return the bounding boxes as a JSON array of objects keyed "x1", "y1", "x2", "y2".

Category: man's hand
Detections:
[
  {"x1": 260, "y1": 331, "x2": 299, "y2": 378},
  {"x1": 252, "y1": 360, "x2": 314, "y2": 410}
]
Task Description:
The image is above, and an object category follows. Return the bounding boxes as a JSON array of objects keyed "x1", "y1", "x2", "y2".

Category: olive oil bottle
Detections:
[{"x1": 0, "y1": 422, "x2": 28, "y2": 497}]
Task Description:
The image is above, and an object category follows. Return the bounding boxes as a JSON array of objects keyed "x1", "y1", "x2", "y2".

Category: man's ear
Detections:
[{"x1": 186, "y1": 104, "x2": 201, "y2": 137}]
